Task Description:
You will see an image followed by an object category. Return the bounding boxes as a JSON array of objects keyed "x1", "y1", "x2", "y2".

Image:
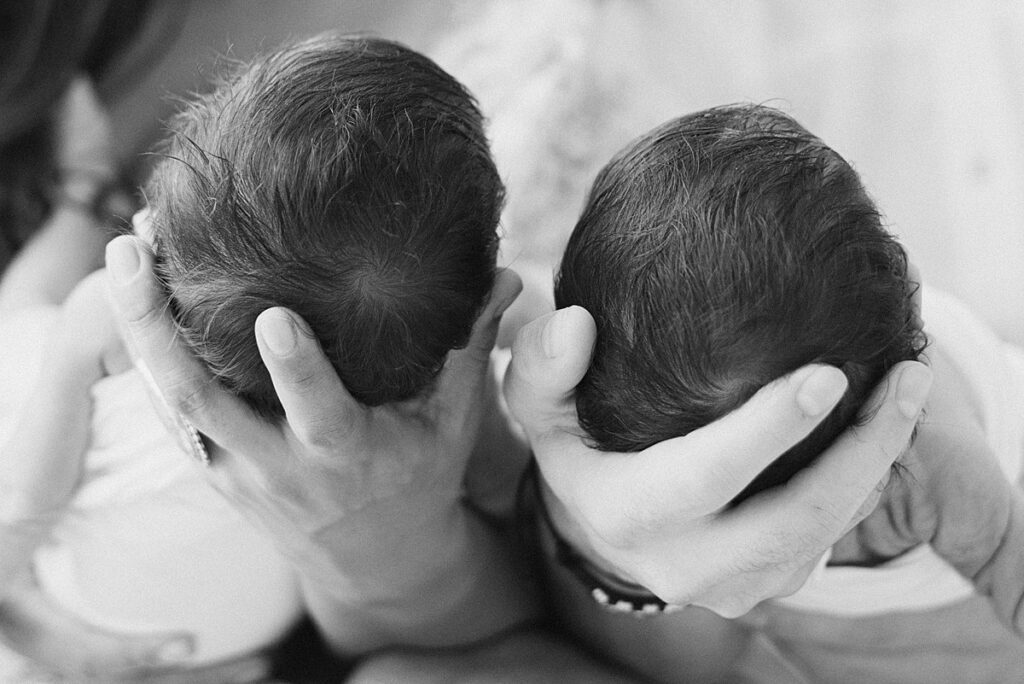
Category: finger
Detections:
[
  {"x1": 546, "y1": 364, "x2": 850, "y2": 528},
  {"x1": 105, "y1": 235, "x2": 269, "y2": 455},
  {"x1": 432, "y1": 268, "x2": 523, "y2": 432},
  {"x1": 843, "y1": 467, "x2": 892, "y2": 535},
  {"x1": 255, "y1": 307, "x2": 366, "y2": 447},
  {"x1": 729, "y1": 361, "x2": 932, "y2": 560},
  {"x1": 630, "y1": 364, "x2": 850, "y2": 514},
  {"x1": 503, "y1": 305, "x2": 597, "y2": 440},
  {"x1": 787, "y1": 360, "x2": 931, "y2": 527}
]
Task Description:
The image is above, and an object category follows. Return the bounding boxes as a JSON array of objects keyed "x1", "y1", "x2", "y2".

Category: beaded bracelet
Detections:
[
  {"x1": 135, "y1": 360, "x2": 212, "y2": 467},
  {"x1": 528, "y1": 460, "x2": 682, "y2": 616}
]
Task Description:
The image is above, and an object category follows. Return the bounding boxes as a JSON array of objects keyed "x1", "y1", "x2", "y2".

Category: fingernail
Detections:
[
  {"x1": 105, "y1": 237, "x2": 140, "y2": 285},
  {"x1": 155, "y1": 637, "x2": 193, "y2": 663},
  {"x1": 259, "y1": 309, "x2": 297, "y2": 356},
  {"x1": 896, "y1": 363, "x2": 933, "y2": 418},
  {"x1": 542, "y1": 310, "x2": 567, "y2": 358},
  {"x1": 795, "y1": 365, "x2": 848, "y2": 417}
]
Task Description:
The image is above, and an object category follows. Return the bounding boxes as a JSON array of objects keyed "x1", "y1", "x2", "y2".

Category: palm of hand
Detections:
[{"x1": 206, "y1": 397, "x2": 471, "y2": 545}]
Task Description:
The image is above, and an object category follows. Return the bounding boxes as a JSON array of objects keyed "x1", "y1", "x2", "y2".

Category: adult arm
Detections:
[
  {"x1": 503, "y1": 305, "x2": 933, "y2": 617},
  {"x1": 104, "y1": 234, "x2": 539, "y2": 656}
]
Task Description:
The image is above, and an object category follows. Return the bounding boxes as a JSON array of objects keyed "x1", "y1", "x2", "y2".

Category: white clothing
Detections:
[
  {"x1": 777, "y1": 286, "x2": 1024, "y2": 617},
  {"x1": 0, "y1": 307, "x2": 302, "y2": 666}
]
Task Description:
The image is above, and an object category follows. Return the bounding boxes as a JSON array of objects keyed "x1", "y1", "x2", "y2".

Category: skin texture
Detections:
[
  {"x1": 104, "y1": 225, "x2": 927, "y2": 648},
  {"x1": 504, "y1": 304, "x2": 932, "y2": 616},
  {"x1": 0, "y1": 236, "x2": 933, "y2": 682},
  {"x1": 104, "y1": 230, "x2": 538, "y2": 657},
  {"x1": 341, "y1": 299, "x2": 936, "y2": 684},
  {"x1": 0, "y1": 235, "x2": 932, "y2": 677}
]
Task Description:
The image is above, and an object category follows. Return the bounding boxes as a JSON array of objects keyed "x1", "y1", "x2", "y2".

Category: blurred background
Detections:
[{"x1": 5, "y1": 0, "x2": 1024, "y2": 345}]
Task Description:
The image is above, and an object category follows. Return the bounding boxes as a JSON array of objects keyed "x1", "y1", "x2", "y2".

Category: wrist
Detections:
[
  {"x1": 299, "y1": 503, "x2": 537, "y2": 653},
  {"x1": 530, "y1": 462, "x2": 680, "y2": 615},
  {"x1": 296, "y1": 499, "x2": 473, "y2": 593}
]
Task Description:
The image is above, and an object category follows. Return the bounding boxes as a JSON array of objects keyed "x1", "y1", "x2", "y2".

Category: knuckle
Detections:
[
  {"x1": 297, "y1": 425, "x2": 339, "y2": 452},
  {"x1": 460, "y1": 332, "x2": 494, "y2": 367},
  {"x1": 167, "y1": 378, "x2": 215, "y2": 420},
  {"x1": 691, "y1": 571, "x2": 771, "y2": 618},
  {"x1": 801, "y1": 492, "x2": 851, "y2": 538},
  {"x1": 753, "y1": 520, "x2": 829, "y2": 570},
  {"x1": 281, "y1": 364, "x2": 322, "y2": 393},
  {"x1": 634, "y1": 562, "x2": 686, "y2": 603},
  {"x1": 294, "y1": 414, "x2": 348, "y2": 452},
  {"x1": 594, "y1": 499, "x2": 650, "y2": 550},
  {"x1": 709, "y1": 594, "x2": 758, "y2": 619},
  {"x1": 123, "y1": 299, "x2": 162, "y2": 330}
]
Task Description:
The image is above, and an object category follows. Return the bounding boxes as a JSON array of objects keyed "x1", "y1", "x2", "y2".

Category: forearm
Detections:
[{"x1": 297, "y1": 504, "x2": 539, "y2": 657}]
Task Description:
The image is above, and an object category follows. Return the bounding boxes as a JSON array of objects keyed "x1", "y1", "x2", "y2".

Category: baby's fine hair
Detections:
[
  {"x1": 145, "y1": 34, "x2": 502, "y2": 416},
  {"x1": 556, "y1": 104, "x2": 925, "y2": 499}
]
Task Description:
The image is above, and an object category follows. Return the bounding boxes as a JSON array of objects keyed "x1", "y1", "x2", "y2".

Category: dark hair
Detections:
[
  {"x1": 145, "y1": 33, "x2": 502, "y2": 416},
  {"x1": 555, "y1": 104, "x2": 925, "y2": 500}
]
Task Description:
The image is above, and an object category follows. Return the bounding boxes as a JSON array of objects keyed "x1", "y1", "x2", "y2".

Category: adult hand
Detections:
[
  {"x1": 504, "y1": 305, "x2": 933, "y2": 618},
  {"x1": 105, "y1": 230, "x2": 536, "y2": 654}
]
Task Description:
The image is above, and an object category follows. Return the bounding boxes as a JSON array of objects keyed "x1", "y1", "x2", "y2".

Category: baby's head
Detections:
[
  {"x1": 144, "y1": 34, "x2": 502, "y2": 416},
  {"x1": 556, "y1": 104, "x2": 925, "y2": 499}
]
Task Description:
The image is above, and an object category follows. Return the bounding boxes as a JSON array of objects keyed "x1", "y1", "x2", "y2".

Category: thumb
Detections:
[
  {"x1": 431, "y1": 268, "x2": 523, "y2": 430},
  {"x1": 503, "y1": 305, "x2": 597, "y2": 441},
  {"x1": 467, "y1": 268, "x2": 524, "y2": 362}
]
